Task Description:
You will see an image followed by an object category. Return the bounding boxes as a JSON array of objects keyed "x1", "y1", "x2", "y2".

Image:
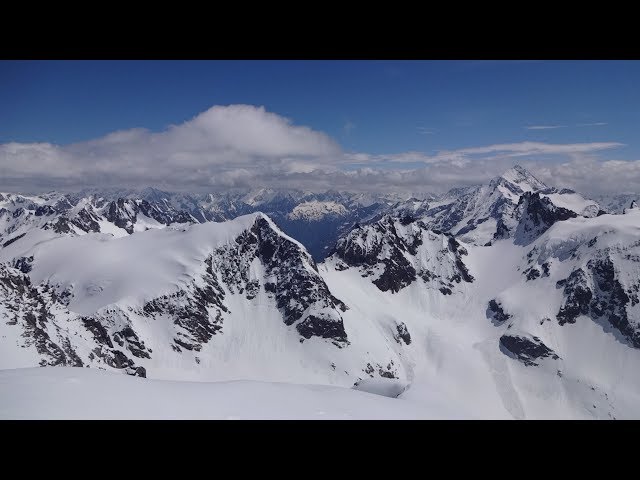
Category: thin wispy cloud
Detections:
[
  {"x1": 343, "y1": 121, "x2": 356, "y2": 135},
  {"x1": 525, "y1": 125, "x2": 567, "y2": 130},
  {"x1": 577, "y1": 122, "x2": 608, "y2": 127},
  {"x1": 526, "y1": 122, "x2": 608, "y2": 130},
  {"x1": 417, "y1": 127, "x2": 435, "y2": 135}
]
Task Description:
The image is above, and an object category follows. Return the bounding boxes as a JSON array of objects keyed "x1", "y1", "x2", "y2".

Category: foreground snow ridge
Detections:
[{"x1": 0, "y1": 367, "x2": 461, "y2": 420}]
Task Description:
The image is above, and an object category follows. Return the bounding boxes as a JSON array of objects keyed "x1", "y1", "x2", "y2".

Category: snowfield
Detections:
[{"x1": 0, "y1": 367, "x2": 462, "y2": 420}]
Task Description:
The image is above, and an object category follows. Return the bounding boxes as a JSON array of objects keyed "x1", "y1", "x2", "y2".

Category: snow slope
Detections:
[
  {"x1": 0, "y1": 367, "x2": 461, "y2": 419},
  {"x1": 318, "y1": 208, "x2": 640, "y2": 418}
]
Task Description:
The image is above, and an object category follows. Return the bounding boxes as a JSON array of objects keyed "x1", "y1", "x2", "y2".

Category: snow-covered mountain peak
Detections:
[
  {"x1": 287, "y1": 200, "x2": 348, "y2": 221},
  {"x1": 329, "y1": 214, "x2": 474, "y2": 294},
  {"x1": 513, "y1": 192, "x2": 578, "y2": 245},
  {"x1": 0, "y1": 211, "x2": 369, "y2": 386},
  {"x1": 499, "y1": 164, "x2": 548, "y2": 192}
]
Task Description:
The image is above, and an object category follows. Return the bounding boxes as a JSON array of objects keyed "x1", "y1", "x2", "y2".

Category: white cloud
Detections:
[
  {"x1": 0, "y1": 105, "x2": 341, "y2": 191},
  {"x1": 533, "y1": 156, "x2": 640, "y2": 195},
  {"x1": 525, "y1": 125, "x2": 566, "y2": 130},
  {"x1": 0, "y1": 104, "x2": 632, "y2": 196},
  {"x1": 342, "y1": 142, "x2": 623, "y2": 167},
  {"x1": 453, "y1": 141, "x2": 623, "y2": 156},
  {"x1": 576, "y1": 122, "x2": 608, "y2": 127}
]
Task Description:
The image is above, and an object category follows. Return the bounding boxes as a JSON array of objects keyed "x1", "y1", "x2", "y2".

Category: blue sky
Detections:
[
  {"x1": 1, "y1": 60, "x2": 639, "y2": 194},
  {"x1": 2, "y1": 60, "x2": 638, "y2": 152}
]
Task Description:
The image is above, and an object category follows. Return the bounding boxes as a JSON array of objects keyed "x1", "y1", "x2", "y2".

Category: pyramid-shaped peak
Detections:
[{"x1": 500, "y1": 164, "x2": 547, "y2": 192}]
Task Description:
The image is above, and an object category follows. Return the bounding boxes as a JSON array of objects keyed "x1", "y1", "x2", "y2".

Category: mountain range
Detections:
[{"x1": 2, "y1": 165, "x2": 640, "y2": 419}]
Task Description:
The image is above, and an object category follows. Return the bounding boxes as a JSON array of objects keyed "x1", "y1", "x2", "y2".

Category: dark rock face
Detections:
[
  {"x1": 588, "y1": 257, "x2": 639, "y2": 347},
  {"x1": 448, "y1": 237, "x2": 475, "y2": 283},
  {"x1": 2, "y1": 232, "x2": 27, "y2": 248},
  {"x1": 49, "y1": 217, "x2": 74, "y2": 234},
  {"x1": 105, "y1": 198, "x2": 194, "y2": 234},
  {"x1": 1, "y1": 259, "x2": 160, "y2": 376},
  {"x1": 556, "y1": 269, "x2": 593, "y2": 325},
  {"x1": 142, "y1": 257, "x2": 226, "y2": 352},
  {"x1": 73, "y1": 208, "x2": 101, "y2": 233},
  {"x1": 334, "y1": 215, "x2": 473, "y2": 294},
  {"x1": 5, "y1": 193, "x2": 198, "y2": 243},
  {"x1": 296, "y1": 315, "x2": 347, "y2": 342},
  {"x1": 12, "y1": 256, "x2": 33, "y2": 274},
  {"x1": 214, "y1": 215, "x2": 349, "y2": 346},
  {"x1": 394, "y1": 322, "x2": 412, "y2": 345},
  {"x1": 514, "y1": 192, "x2": 578, "y2": 245},
  {"x1": 373, "y1": 255, "x2": 417, "y2": 293},
  {"x1": 104, "y1": 198, "x2": 138, "y2": 233},
  {"x1": 137, "y1": 199, "x2": 194, "y2": 226},
  {"x1": 113, "y1": 327, "x2": 151, "y2": 359},
  {"x1": 334, "y1": 219, "x2": 389, "y2": 267},
  {"x1": 555, "y1": 257, "x2": 640, "y2": 348},
  {"x1": 0, "y1": 264, "x2": 84, "y2": 368},
  {"x1": 82, "y1": 317, "x2": 113, "y2": 348},
  {"x1": 523, "y1": 266, "x2": 541, "y2": 281},
  {"x1": 40, "y1": 206, "x2": 103, "y2": 235},
  {"x1": 80, "y1": 314, "x2": 148, "y2": 375},
  {"x1": 362, "y1": 361, "x2": 399, "y2": 379},
  {"x1": 34, "y1": 205, "x2": 57, "y2": 216},
  {"x1": 494, "y1": 219, "x2": 512, "y2": 240},
  {"x1": 46, "y1": 209, "x2": 101, "y2": 235},
  {"x1": 499, "y1": 334, "x2": 559, "y2": 366},
  {"x1": 487, "y1": 299, "x2": 512, "y2": 324}
]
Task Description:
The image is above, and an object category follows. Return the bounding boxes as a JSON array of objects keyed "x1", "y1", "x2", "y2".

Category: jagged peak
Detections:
[
  {"x1": 499, "y1": 164, "x2": 547, "y2": 192},
  {"x1": 250, "y1": 212, "x2": 310, "y2": 255},
  {"x1": 514, "y1": 191, "x2": 578, "y2": 245}
]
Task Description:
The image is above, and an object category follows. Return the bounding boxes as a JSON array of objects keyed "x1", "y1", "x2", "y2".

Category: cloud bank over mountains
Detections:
[{"x1": 0, "y1": 104, "x2": 636, "y2": 195}]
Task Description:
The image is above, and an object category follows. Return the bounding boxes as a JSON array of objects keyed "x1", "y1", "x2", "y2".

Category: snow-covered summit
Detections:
[
  {"x1": 0, "y1": 212, "x2": 364, "y2": 384},
  {"x1": 287, "y1": 200, "x2": 348, "y2": 221},
  {"x1": 376, "y1": 165, "x2": 602, "y2": 246},
  {"x1": 328, "y1": 214, "x2": 474, "y2": 295},
  {"x1": 499, "y1": 164, "x2": 548, "y2": 193}
]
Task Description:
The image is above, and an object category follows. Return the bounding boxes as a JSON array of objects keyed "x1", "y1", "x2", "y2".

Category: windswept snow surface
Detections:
[{"x1": 0, "y1": 367, "x2": 461, "y2": 419}]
